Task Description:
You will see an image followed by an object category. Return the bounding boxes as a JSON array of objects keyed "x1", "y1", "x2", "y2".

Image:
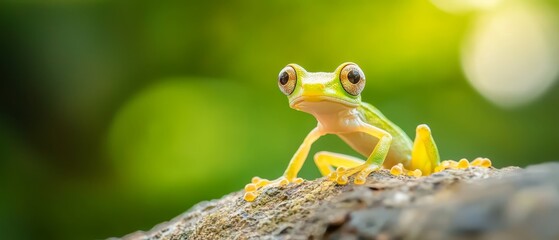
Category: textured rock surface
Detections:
[{"x1": 115, "y1": 163, "x2": 559, "y2": 240}]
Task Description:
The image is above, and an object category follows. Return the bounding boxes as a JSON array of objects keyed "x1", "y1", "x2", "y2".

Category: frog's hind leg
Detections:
[
  {"x1": 408, "y1": 124, "x2": 440, "y2": 175},
  {"x1": 314, "y1": 151, "x2": 378, "y2": 184},
  {"x1": 406, "y1": 124, "x2": 493, "y2": 175}
]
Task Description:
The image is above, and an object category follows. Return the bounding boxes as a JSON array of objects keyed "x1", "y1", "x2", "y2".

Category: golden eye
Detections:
[
  {"x1": 278, "y1": 66, "x2": 297, "y2": 95},
  {"x1": 340, "y1": 64, "x2": 365, "y2": 96}
]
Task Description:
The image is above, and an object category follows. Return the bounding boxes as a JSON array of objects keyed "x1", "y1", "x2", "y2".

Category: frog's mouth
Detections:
[{"x1": 289, "y1": 96, "x2": 359, "y2": 110}]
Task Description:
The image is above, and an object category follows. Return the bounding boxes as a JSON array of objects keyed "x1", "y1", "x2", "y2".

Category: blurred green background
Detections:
[{"x1": 1, "y1": 0, "x2": 558, "y2": 239}]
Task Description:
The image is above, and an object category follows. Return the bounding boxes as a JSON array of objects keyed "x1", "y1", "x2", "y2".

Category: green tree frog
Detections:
[{"x1": 244, "y1": 63, "x2": 491, "y2": 201}]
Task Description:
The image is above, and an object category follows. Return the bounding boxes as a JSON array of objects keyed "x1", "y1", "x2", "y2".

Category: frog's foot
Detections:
[
  {"x1": 433, "y1": 157, "x2": 492, "y2": 173},
  {"x1": 243, "y1": 176, "x2": 304, "y2": 201},
  {"x1": 433, "y1": 157, "x2": 492, "y2": 172},
  {"x1": 389, "y1": 163, "x2": 423, "y2": 178},
  {"x1": 327, "y1": 165, "x2": 379, "y2": 185},
  {"x1": 389, "y1": 157, "x2": 492, "y2": 177},
  {"x1": 314, "y1": 151, "x2": 378, "y2": 185}
]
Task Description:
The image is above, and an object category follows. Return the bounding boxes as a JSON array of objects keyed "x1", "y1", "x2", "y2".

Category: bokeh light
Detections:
[
  {"x1": 108, "y1": 80, "x2": 250, "y2": 193},
  {"x1": 462, "y1": 2, "x2": 559, "y2": 108}
]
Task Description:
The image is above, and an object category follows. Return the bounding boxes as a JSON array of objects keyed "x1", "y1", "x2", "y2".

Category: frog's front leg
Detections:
[
  {"x1": 328, "y1": 124, "x2": 392, "y2": 185},
  {"x1": 244, "y1": 127, "x2": 324, "y2": 201}
]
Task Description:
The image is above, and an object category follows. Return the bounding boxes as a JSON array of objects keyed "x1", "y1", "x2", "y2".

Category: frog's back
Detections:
[{"x1": 337, "y1": 102, "x2": 413, "y2": 167}]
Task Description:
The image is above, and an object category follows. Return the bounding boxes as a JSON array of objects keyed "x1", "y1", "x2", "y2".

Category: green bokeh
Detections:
[{"x1": 1, "y1": 0, "x2": 558, "y2": 239}]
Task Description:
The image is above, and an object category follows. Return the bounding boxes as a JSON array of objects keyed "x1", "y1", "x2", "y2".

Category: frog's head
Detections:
[{"x1": 278, "y1": 62, "x2": 366, "y2": 113}]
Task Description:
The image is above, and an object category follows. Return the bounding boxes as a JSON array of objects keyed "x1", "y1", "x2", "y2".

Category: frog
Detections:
[{"x1": 243, "y1": 62, "x2": 491, "y2": 201}]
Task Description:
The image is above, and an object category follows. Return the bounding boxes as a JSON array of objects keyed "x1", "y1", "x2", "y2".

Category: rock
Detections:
[{"x1": 113, "y1": 163, "x2": 559, "y2": 240}]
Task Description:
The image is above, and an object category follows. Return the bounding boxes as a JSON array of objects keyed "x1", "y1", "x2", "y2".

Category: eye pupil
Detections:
[
  {"x1": 347, "y1": 69, "x2": 360, "y2": 84},
  {"x1": 279, "y1": 71, "x2": 289, "y2": 85}
]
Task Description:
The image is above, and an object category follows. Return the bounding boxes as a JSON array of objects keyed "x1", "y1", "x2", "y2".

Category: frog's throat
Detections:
[{"x1": 289, "y1": 96, "x2": 359, "y2": 110}]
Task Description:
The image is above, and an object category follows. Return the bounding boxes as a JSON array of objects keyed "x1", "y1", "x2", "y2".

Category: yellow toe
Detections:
[
  {"x1": 328, "y1": 172, "x2": 338, "y2": 181},
  {"x1": 390, "y1": 165, "x2": 403, "y2": 176},
  {"x1": 354, "y1": 175, "x2": 366, "y2": 185},
  {"x1": 336, "y1": 175, "x2": 348, "y2": 185},
  {"x1": 244, "y1": 183, "x2": 257, "y2": 192},
  {"x1": 471, "y1": 158, "x2": 483, "y2": 166},
  {"x1": 278, "y1": 178, "x2": 289, "y2": 186},
  {"x1": 481, "y1": 158, "x2": 492, "y2": 167},
  {"x1": 458, "y1": 159, "x2": 469, "y2": 169},
  {"x1": 412, "y1": 169, "x2": 422, "y2": 177},
  {"x1": 244, "y1": 192, "x2": 257, "y2": 202},
  {"x1": 251, "y1": 176, "x2": 262, "y2": 184}
]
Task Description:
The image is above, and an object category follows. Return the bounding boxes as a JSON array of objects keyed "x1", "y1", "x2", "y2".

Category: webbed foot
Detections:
[
  {"x1": 243, "y1": 176, "x2": 304, "y2": 201},
  {"x1": 433, "y1": 157, "x2": 492, "y2": 173},
  {"x1": 327, "y1": 165, "x2": 378, "y2": 185},
  {"x1": 389, "y1": 163, "x2": 423, "y2": 177},
  {"x1": 389, "y1": 157, "x2": 492, "y2": 177}
]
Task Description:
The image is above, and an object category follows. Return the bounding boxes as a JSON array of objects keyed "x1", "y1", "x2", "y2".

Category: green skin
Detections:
[
  {"x1": 282, "y1": 62, "x2": 439, "y2": 176},
  {"x1": 244, "y1": 62, "x2": 443, "y2": 201}
]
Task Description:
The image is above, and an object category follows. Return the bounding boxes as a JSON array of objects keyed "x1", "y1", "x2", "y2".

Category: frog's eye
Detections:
[
  {"x1": 278, "y1": 66, "x2": 297, "y2": 95},
  {"x1": 340, "y1": 64, "x2": 365, "y2": 96}
]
